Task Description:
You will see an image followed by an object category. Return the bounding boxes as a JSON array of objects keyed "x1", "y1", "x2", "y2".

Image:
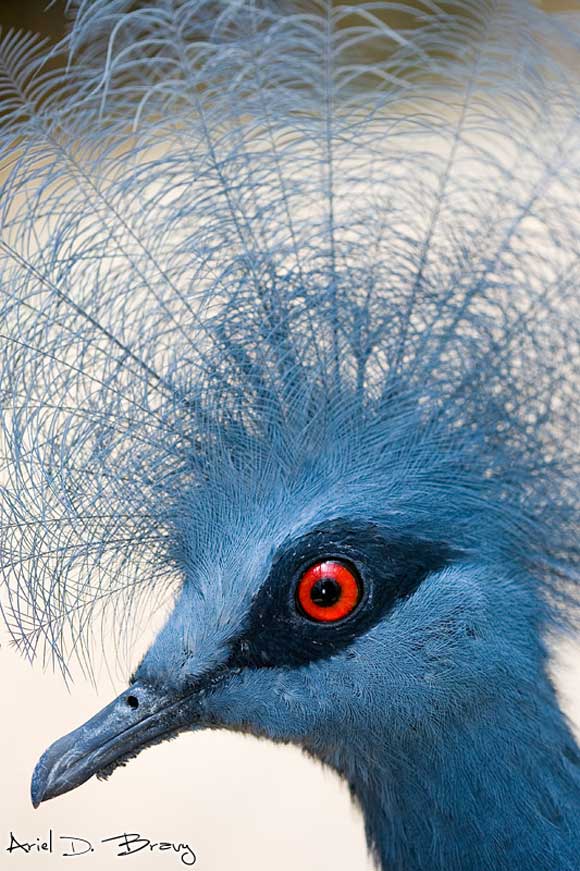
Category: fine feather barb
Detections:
[{"x1": 0, "y1": 0, "x2": 578, "y2": 679}]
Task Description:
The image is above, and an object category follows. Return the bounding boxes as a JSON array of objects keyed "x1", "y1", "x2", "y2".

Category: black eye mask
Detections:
[{"x1": 228, "y1": 519, "x2": 456, "y2": 669}]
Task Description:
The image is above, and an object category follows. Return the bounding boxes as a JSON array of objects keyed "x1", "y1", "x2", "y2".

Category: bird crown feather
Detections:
[{"x1": 0, "y1": 0, "x2": 578, "y2": 680}]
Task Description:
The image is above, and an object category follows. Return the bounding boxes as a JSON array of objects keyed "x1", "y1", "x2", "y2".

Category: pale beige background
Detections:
[
  {"x1": 0, "y1": 2, "x2": 579, "y2": 870},
  {"x1": 0, "y1": 633, "x2": 579, "y2": 871},
  {"x1": 1, "y1": 638, "x2": 370, "y2": 870}
]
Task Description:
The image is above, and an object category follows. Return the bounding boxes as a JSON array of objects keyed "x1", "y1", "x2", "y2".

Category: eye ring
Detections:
[{"x1": 296, "y1": 559, "x2": 362, "y2": 623}]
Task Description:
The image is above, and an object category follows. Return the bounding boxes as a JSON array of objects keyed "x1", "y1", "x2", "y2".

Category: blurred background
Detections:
[
  {"x1": 1, "y1": 0, "x2": 579, "y2": 42},
  {"x1": 0, "y1": 2, "x2": 579, "y2": 870}
]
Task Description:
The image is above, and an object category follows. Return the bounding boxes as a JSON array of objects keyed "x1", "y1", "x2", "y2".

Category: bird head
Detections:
[
  {"x1": 0, "y1": 0, "x2": 577, "y2": 841},
  {"x1": 29, "y1": 397, "x2": 545, "y2": 807}
]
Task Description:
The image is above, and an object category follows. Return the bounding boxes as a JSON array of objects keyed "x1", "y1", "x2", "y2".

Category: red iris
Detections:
[{"x1": 296, "y1": 559, "x2": 362, "y2": 623}]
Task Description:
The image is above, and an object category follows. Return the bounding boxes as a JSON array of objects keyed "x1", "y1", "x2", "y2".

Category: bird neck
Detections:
[{"x1": 346, "y1": 671, "x2": 580, "y2": 871}]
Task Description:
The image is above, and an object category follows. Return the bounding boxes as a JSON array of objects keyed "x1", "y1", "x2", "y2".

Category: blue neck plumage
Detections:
[{"x1": 347, "y1": 670, "x2": 580, "y2": 871}]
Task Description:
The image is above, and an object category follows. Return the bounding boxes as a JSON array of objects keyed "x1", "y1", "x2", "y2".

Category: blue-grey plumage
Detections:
[{"x1": 0, "y1": 1, "x2": 579, "y2": 869}]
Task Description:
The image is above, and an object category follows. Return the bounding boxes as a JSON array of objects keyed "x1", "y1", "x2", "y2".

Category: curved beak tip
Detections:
[
  {"x1": 28, "y1": 680, "x2": 196, "y2": 808},
  {"x1": 31, "y1": 782, "x2": 45, "y2": 808},
  {"x1": 31, "y1": 745, "x2": 57, "y2": 808},
  {"x1": 30, "y1": 765, "x2": 44, "y2": 809},
  {"x1": 30, "y1": 738, "x2": 80, "y2": 808}
]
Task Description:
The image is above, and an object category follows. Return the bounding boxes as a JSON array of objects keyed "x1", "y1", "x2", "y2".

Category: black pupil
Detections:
[{"x1": 310, "y1": 577, "x2": 342, "y2": 607}]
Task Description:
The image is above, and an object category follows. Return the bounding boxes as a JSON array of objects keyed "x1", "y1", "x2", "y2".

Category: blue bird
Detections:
[{"x1": 0, "y1": 1, "x2": 579, "y2": 869}]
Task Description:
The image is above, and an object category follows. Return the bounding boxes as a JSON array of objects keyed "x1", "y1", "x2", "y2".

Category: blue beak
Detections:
[{"x1": 30, "y1": 680, "x2": 197, "y2": 807}]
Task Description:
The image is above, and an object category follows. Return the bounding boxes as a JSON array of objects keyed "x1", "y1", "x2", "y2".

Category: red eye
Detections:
[{"x1": 296, "y1": 560, "x2": 362, "y2": 623}]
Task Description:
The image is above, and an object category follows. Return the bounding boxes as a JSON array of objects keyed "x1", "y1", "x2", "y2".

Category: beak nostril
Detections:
[{"x1": 126, "y1": 695, "x2": 139, "y2": 709}]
